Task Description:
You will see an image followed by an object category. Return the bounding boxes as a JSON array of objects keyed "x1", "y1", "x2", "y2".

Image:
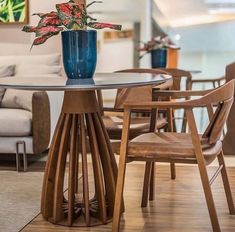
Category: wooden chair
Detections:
[
  {"x1": 98, "y1": 68, "x2": 173, "y2": 146},
  {"x1": 145, "y1": 68, "x2": 193, "y2": 205},
  {"x1": 112, "y1": 80, "x2": 235, "y2": 232},
  {"x1": 101, "y1": 68, "x2": 172, "y2": 140},
  {"x1": 103, "y1": 68, "x2": 193, "y2": 206},
  {"x1": 98, "y1": 68, "x2": 175, "y2": 208}
]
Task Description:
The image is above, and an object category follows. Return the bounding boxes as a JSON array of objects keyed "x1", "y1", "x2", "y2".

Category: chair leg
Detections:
[
  {"x1": 217, "y1": 152, "x2": 235, "y2": 215},
  {"x1": 141, "y1": 162, "x2": 152, "y2": 207},
  {"x1": 198, "y1": 162, "x2": 221, "y2": 232},
  {"x1": 112, "y1": 153, "x2": 128, "y2": 232},
  {"x1": 149, "y1": 162, "x2": 155, "y2": 201},
  {"x1": 170, "y1": 162, "x2": 176, "y2": 180}
]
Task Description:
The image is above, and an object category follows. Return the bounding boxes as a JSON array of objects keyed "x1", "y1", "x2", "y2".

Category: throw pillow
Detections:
[
  {"x1": 0, "y1": 64, "x2": 15, "y2": 77},
  {"x1": 0, "y1": 64, "x2": 15, "y2": 103},
  {"x1": 1, "y1": 89, "x2": 34, "y2": 112},
  {"x1": 15, "y1": 64, "x2": 62, "y2": 77}
]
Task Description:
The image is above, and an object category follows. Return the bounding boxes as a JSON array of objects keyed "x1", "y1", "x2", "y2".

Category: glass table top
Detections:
[{"x1": 0, "y1": 73, "x2": 171, "y2": 91}]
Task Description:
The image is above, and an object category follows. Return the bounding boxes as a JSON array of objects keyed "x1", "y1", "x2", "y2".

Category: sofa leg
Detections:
[
  {"x1": 16, "y1": 141, "x2": 27, "y2": 172},
  {"x1": 23, "y1": 152, "x2": 27, "y2": 172},
  {"x1": 15, "y1": 152, "x2": 20, "y2": 172}
]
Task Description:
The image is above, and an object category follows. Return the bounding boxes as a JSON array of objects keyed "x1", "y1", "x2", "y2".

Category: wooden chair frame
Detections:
[
  {"x1": 192, "y1": 76, "x2": 225, "y2": 89},
  {"x1": 99, "y1": 68, "x2": 174, "y2": 206},
  {"x1": 147, "y1": 68, "x2": 193, "y2": 204},
  {"x1": 112, "y1": 80, "x2": 235, "y2": 232}
]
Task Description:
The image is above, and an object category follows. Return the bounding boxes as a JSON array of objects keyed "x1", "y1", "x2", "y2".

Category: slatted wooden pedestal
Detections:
[{"x1": 41, "y1": 90, "x2": 118, "y2": 227}]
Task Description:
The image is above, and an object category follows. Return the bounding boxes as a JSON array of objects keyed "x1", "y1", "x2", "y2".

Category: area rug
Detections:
[{"x1": 0, "y1": 171, "x2": 44, "y2": 232}]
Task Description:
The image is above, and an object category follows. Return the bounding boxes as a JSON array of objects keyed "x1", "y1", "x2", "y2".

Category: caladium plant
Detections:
[
  {"x1": 138, "y1": 36, "x2": 179, "y2": 59},
  {"x1": 22, "y1": 0, "x2": 122, "y2": 48}
]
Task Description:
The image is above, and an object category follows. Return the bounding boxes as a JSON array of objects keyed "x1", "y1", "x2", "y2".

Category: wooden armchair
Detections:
[
  {"x1": 101, "y1": 68, "x2": 172, "y2": 140},
  {"x1": 112, "y1": 80, "x2": 235, "y2": 232},
  {"x1": 144, "y1": 68, "x2": 193, "y2": 204},
  {"x1": 102, "y1": 68, "x2": 194, "y2": 206}
]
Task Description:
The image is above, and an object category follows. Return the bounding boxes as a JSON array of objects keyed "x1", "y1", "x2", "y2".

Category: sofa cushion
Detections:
[
  {"x1": 0, "y1": 54, "x2": 61, "y2": 67},
  {"x1": 0, "y1": 109, "x2": 32, "y2": 136},
  {"x1": 0, "y1": 64, "x2": 15, "y2": 103},
  {"x1": 15, "y1": 64, "x2": 62, "y2": 77},
  {"x1": 1, "y1": 89, "x2": 34, "y2": 112}
]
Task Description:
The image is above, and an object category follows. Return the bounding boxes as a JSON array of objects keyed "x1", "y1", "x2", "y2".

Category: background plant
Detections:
[
  {"x1": 0, "y1": 0, "x2": 26, "y2": 23},
  {"x1": 22, "y1": 0, "x2": 122, "y2": 48},
  {"x1": 138, "y1": 36, "x2": 179, "y2": 59}
]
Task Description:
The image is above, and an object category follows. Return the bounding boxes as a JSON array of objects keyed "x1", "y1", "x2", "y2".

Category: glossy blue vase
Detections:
[
  {"x1": 151, "y1": 48, "x2": 167, "y2": 68},
  {"x1": 62, "y1": 30, "x2": 97, "y2": 79}
]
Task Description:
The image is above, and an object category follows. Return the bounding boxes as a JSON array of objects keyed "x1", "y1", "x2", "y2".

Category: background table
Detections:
[{"x1": 0, "y1": 73, "x2": 171, "y2": 227}]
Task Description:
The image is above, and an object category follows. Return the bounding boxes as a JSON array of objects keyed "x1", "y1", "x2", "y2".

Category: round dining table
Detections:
[{"x1": 0, "y1": 72, "x2": 171, "y2": 227}]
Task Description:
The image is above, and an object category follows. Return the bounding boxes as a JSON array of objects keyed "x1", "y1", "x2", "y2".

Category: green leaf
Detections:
[
  {"x1": 19, "y1": 6, "x2": 25, "y2": 22},
  {"x1": 8, "y1": 0, "x2": 15, "y2": 22}
]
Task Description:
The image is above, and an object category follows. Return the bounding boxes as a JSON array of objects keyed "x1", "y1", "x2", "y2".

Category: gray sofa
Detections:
[
  {"x1": 0, "y1": 54, "x2": 63, "y2": 171},
  {"x1": 0, "y1": 91, "x2": 51, "y2": 171}
]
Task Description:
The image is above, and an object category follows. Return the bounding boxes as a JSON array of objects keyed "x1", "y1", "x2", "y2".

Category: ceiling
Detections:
[
  {"x1": 89, "y1": 0, "x2": 235, "y2": 28},
  {"x1": 155, "y1": 0, "x2": 235, "y2": 27}
]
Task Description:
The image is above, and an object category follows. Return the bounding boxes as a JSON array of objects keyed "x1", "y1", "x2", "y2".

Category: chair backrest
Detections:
[
  {"x1": 159, "y1": 68, "x2": 192, "y2": 92},
  {"x1": 223, "y1": 62, "x2": 235, "y2": 154},
  {"x1": 226, "y1": 62, "x2": 235, "y2": 82},
  {"x1": 201, "y1": 80, "x2": 234, "y2": 144},
  {"x1": 114, "y1": 68, "x2": 169, "y2": 109}
]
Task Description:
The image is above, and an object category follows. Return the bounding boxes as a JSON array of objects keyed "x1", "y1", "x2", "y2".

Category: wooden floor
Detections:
[{"x1": 21, "y1": 163, "x2": 235, "y2": 232}]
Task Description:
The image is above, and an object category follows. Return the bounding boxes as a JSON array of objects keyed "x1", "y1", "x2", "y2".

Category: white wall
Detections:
[{"x1": 169, "y1": 20, "x2": 235, "y2": 78}]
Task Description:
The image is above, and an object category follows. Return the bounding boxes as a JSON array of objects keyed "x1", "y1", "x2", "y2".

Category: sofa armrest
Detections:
[{"x1": 32, "y1": 91, "x2": 50, "y2": 154}]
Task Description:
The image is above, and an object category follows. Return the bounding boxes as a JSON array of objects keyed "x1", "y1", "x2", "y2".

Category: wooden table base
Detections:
[{"x1": 41, "y1": 90, "x2": 118, "y2": 227}]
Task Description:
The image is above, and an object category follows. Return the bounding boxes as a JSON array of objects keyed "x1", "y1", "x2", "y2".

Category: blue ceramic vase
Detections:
[
  {"x1": 151, "y1": 48, "x2": 167, "y2": 68},
  {"x1": 62, "y1": 30, "x2": 97, "y2": 79}
]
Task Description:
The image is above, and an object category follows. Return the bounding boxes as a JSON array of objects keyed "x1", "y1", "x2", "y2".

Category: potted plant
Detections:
[
  {"x1": 22, "y1": 0, "x2": 122, "y2": 79},
  {"x1": 139, "y1": 36, "x2": 179, "y2": 68}
]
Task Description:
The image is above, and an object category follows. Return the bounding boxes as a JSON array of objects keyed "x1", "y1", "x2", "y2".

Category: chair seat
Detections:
[
  {"x1": 127, "y1": 132, "x2": 222, "y2": 164},
  {"x1": 0, "y1": 108, "x2": 32, "y2": 136},
  {"x1": 103, "y1": 115, "x2": 167, "y2": 140}
]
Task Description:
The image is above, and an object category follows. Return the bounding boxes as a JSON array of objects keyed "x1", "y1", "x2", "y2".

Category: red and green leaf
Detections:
[
  {"x1": 35, "y1": 26, "x2": 63, "y2": 37},
  {"x1": 35, "y1": 12, "x2": 62, "y2": 27},
  {"x1": 32, "y1": 35, "x2": 52, "y2": 46},
  {"x1": 88, "y1": 22, "x2": 122, "y2": 30},
  {"x1": 56, "y1": 2, "x2": 86, "y2": 29},
  {"x1": 30, "y1": 27, "x2": 63, "y2": 49},
  {"x1": 22, "y1": 26, "x2": 37, "y2": 33}
]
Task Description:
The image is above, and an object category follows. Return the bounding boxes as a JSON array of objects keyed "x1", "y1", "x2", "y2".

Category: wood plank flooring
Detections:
[{"x1": 21, "y1": 163, "x2": 235, "y2": 232}]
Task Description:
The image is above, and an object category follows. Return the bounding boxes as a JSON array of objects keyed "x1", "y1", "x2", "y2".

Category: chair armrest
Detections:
[
  {"x1": 124, "y1": 95, "x2": 209, "y2": 110},
  {"x1": 192, "y1": 76, "x2": 225, "y2": 84},
  {"x1": 152, "y1": 89, "x2": 212, "y2": 99},
  {"x1": 32, "y1": 91, "x2": 50, "y2": 154}
]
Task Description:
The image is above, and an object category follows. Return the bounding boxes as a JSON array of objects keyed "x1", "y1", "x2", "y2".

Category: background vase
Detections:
[
  {"x1": 62, "y1": 30, "x2": 97, "y2": 79},
  {"x1": 151, "y1": 48, "x2": 167, "y2": 68}
]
